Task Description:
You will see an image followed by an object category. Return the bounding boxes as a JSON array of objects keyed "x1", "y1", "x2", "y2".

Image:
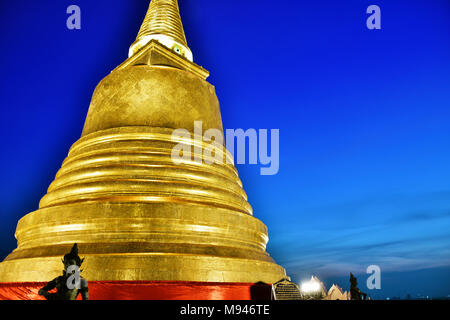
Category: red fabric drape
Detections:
[{"x1": 0, "y1": 281, "x2": 272, "y2": 300}]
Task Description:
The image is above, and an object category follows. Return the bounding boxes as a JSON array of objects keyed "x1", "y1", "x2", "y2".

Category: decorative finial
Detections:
[{"x1": 129, "y1": 0, "x2": 193, "y2": 61}]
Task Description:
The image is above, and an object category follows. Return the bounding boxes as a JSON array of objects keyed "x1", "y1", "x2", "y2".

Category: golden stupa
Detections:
[{"x1": 0, "y1": 0, "x2": 286, "y2": 286}]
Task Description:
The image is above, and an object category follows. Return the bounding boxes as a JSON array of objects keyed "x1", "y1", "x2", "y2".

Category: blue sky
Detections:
[{"x1": 0, "y1": 1, "x2": 449, "y2": 299}]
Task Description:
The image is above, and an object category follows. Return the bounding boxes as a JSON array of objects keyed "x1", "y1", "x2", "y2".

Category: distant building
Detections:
[
  {"x1": 324, "y1": 284, "x2": 349, "y2": 300},
  {"x1": 301, "y1": 276, "x2": 327, "y2": 300}
]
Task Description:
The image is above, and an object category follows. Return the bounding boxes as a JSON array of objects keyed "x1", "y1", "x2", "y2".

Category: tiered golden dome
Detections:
[{"x1": 0, "y1": 0, "x2": 286, "y2": 285}]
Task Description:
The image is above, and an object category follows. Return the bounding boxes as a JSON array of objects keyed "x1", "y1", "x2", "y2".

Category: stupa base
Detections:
[{"x1": 0, "y1": 281, "x2": 273, "y2": 300}]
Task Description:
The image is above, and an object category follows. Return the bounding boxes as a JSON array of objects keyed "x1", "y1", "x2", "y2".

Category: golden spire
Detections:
[{"x1": 129, "y1": 0, "x2": 193, "y2": 61}]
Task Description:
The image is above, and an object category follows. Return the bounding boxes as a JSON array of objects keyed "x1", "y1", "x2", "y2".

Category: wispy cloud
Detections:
[{"x1": 269, "y1": 190, "x2": 450, "y2": 278}]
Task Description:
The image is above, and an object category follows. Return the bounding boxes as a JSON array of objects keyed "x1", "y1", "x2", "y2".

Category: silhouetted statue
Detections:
[
  {"x1": 349, "y1": 273, "x2": 367, "y2": 300},
  {"x1": 38, "y1": 243, "x2": 89, "y2": 300}
]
